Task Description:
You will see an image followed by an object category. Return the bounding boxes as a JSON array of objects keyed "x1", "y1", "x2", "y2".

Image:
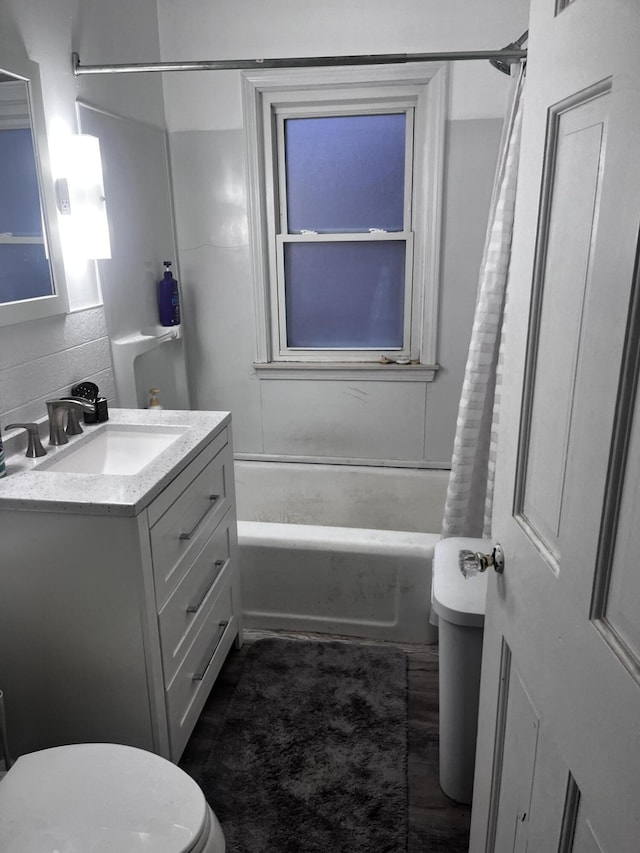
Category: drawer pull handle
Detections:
[
  {"x1": 186, "y1": 560, "x2": 226, "y2": 614},
  {"x1": 192, "y1": 621, "x2": 228, "y2": 681},
  {"x1": 179, "y1": 494, "x2": 221, "y2": 541}
]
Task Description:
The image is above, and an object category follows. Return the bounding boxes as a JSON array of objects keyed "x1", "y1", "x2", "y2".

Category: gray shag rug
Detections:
[{"x1": 199, "y1": 638, "x2": 408, "y2": 853}]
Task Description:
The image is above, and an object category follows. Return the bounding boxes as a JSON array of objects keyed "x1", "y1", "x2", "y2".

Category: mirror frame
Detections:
[{"x1": 0, "y1": 41, "x2": 68, "y2": 327}]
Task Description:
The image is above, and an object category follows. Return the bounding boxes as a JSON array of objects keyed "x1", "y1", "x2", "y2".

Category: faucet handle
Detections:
[{"x1": 5, "y1": 423, "x2": 47, "y2": 458}]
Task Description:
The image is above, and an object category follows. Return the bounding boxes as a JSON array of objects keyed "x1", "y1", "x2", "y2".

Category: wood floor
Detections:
[
  {"x1": 180, "y1": 630, "x2": 471, "y2": 853},
  {"x1": 405, "y1": 639, "x2": 472, "y2": 852}
]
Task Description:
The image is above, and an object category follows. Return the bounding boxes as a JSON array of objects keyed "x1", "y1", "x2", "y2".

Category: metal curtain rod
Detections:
[{"x1": 71, "y1": 44, "x2": 527, "y2": 77}]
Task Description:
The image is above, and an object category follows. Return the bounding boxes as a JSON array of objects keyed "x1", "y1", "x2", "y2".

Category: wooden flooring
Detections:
[
  {"x1": 180, "y1": 630, "x2": 471, "y2": 853},
  {"x1": 405, "y1": 640, "x2": 472, "y2": 852}
]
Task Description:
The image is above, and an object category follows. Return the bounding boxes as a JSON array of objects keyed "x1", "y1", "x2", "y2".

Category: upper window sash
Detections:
[{"x1": 274, "y1": 104, "x2": 415, "y2": 237}]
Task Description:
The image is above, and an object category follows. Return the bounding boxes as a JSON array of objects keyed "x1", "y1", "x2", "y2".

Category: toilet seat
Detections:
[{"x1": 0, "y1": 743, "x2": 225, "y2": 853}]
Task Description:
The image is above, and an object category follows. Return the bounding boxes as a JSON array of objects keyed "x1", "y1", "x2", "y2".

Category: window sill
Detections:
[{"x1": 253, "y1": 362, "x2": 439, "y2": 381}]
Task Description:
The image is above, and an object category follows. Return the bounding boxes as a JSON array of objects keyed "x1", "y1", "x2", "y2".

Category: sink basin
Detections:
[{"x1": 37, "y1": 423, "x2": 188, "y2": 476}]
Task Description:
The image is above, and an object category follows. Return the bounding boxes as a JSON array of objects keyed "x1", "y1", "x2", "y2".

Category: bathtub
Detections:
[{"x1": 235, "y1": 461, "x2": 448, "y2": 644}]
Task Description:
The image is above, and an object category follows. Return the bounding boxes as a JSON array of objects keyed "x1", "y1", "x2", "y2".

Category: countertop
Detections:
[{"x1": 0, "y1": 408, "x2": 231, "y2": 516}]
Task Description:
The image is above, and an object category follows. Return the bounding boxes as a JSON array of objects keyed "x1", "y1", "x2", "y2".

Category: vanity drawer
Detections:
[
  {"x1": 165, "y1": 583, "x2": 237, "y2": 760},
  {"x1": 158, "y1": 513, "x2": 233, "y2": 685},
  {"x1": 148, "y1": 428, "x2": 229, "y2": 526},
  {"x1": 150, "y1": 441, "x2": 233, "y2": 607}
]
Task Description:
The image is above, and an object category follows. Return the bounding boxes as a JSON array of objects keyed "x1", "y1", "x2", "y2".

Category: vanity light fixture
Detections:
[{"x1": 55, "y1": 134, "x2": 111, "y2": 259}]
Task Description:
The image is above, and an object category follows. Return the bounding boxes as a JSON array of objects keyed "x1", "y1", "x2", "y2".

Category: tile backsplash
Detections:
[{"x1": 0, "y1": 306, "x2": 115, "y2": 431}]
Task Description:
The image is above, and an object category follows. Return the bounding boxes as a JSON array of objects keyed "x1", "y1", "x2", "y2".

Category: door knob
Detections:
[{"x1": 458, "y1": 543, "x2": 504, "y2": 578}]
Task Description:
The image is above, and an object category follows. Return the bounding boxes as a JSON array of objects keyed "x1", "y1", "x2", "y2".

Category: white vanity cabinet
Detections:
[{"x1": 0, "y1": 412, "x2": 242, "y2": 762}]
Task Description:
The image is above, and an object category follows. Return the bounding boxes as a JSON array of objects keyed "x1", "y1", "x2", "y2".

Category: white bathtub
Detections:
[{"x1": 235, "y1": 461, "x2": 448, "y2": 645}]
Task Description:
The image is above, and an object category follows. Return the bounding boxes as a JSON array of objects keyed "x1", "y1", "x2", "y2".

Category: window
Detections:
[{"x1": 243, "y1": 64, "x2": 447, "y2": 378}]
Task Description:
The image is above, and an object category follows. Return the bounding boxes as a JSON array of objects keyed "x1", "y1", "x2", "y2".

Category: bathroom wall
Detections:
[
  {"x1": 0, "y1": 0, "x2": 166, "y2": 429},
  {"x1": 0, "y1": 0, "x2": 530, "y2": 462},
  {"x1": 78, "y1": 103, "x2": 190, "y2": 411},
  {"x1": 0, "y1": 308, "x2": 113, "y2": 429},
  {"x1": 159, "y1": 0, "x2": 531, "y2": 466}
]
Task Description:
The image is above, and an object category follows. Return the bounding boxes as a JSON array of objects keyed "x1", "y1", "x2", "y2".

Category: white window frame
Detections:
[{"x1": 242, "y1": 63, "x2": 447, "y2": 380}]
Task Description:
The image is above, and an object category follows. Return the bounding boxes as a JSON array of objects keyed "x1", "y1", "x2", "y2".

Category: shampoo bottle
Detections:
[{"x1": 157, "y1": 261, "x2": 181, "y2": 326}]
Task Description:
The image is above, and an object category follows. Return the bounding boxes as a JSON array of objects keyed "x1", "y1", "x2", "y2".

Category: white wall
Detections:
[
  {"x1": 78, "y1": 104, "x2": 190, "y2": 411},
  {"x1": 159, "y1": 0, "x2": 530, "y2": 465},
  {"x1": 0, "y1": 0, "x2": 166, "y2": 430},
  {"x1": 158, "y1": 0, "x2": 529, "y2": 130}
]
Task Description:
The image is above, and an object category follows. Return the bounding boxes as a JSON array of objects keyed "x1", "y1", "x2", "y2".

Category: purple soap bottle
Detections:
[{"x1": 157, "y1": 261, "x2": 181, "y2": 326}]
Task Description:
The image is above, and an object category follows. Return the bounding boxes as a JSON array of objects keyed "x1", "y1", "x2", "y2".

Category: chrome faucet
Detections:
[
  {"x1": 46, "y1": 399, "x2": 95, "y2": 446},
  {"x1": 60, "y1": 396, "x2": 96, "y2": 436}
]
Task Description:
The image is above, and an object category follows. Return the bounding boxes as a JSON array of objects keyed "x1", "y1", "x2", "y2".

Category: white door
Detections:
[{"x1": 470, "y1": 1, "x2": 640, "y2": 851}]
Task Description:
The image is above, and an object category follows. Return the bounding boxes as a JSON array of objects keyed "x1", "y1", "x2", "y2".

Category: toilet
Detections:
[{"x1": 0, "y1": 742, "x2": 225, "y2": 852}]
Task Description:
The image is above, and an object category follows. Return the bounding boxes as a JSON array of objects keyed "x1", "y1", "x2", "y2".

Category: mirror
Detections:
[{"x1": 0, "y1": 45, "x2": 68, "y2": 327}]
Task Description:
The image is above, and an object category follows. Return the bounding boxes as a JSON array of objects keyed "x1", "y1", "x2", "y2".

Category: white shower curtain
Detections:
[{"x1": 441, "y1": 64, "x2": 526, "y2": 540}]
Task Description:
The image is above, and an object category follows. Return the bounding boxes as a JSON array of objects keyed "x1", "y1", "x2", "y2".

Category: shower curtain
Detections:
[{"x1": 441, "y1": 64, "x2": 526, "y2": 540}]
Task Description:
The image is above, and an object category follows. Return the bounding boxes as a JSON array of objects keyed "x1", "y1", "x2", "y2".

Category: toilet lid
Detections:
[{"x1": 0, "y1": 743, "x2": 209, "y2": 853}]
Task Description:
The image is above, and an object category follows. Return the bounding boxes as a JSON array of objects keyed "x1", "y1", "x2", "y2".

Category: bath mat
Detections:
[{"x1": 196, "y1": 638, "x2": 408, "y2": 853}]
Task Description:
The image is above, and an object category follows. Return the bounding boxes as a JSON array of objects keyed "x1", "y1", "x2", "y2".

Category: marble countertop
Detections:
[{"x1": 0, "y1": 408, "x2": 231, "y2": 516}]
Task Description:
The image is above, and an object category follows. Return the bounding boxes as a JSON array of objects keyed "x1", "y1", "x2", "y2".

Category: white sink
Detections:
[{"x1": 37, "y1": 423, "x2": 188, "y2": 476}]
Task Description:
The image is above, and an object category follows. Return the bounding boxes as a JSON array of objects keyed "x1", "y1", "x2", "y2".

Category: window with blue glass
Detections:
[
  {"x1": 274, "y1": 107, "x2": 415, "y2": 359},
  {"x1": 244, "y1": 66, "x2": 445, "y2": 370}
]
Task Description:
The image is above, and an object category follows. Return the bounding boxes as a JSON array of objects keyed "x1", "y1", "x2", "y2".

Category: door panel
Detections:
[
  {"x1": 518, "y1": 86, "x2": 610, "y2": 571},
  {"x1": 491, "y1": 649, "x2": 540, "y2": 853}
]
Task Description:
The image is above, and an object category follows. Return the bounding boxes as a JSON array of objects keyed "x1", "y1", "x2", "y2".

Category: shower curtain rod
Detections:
[{"x1": 71, "y1": 43, "x2": 527, "y2": 77}]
